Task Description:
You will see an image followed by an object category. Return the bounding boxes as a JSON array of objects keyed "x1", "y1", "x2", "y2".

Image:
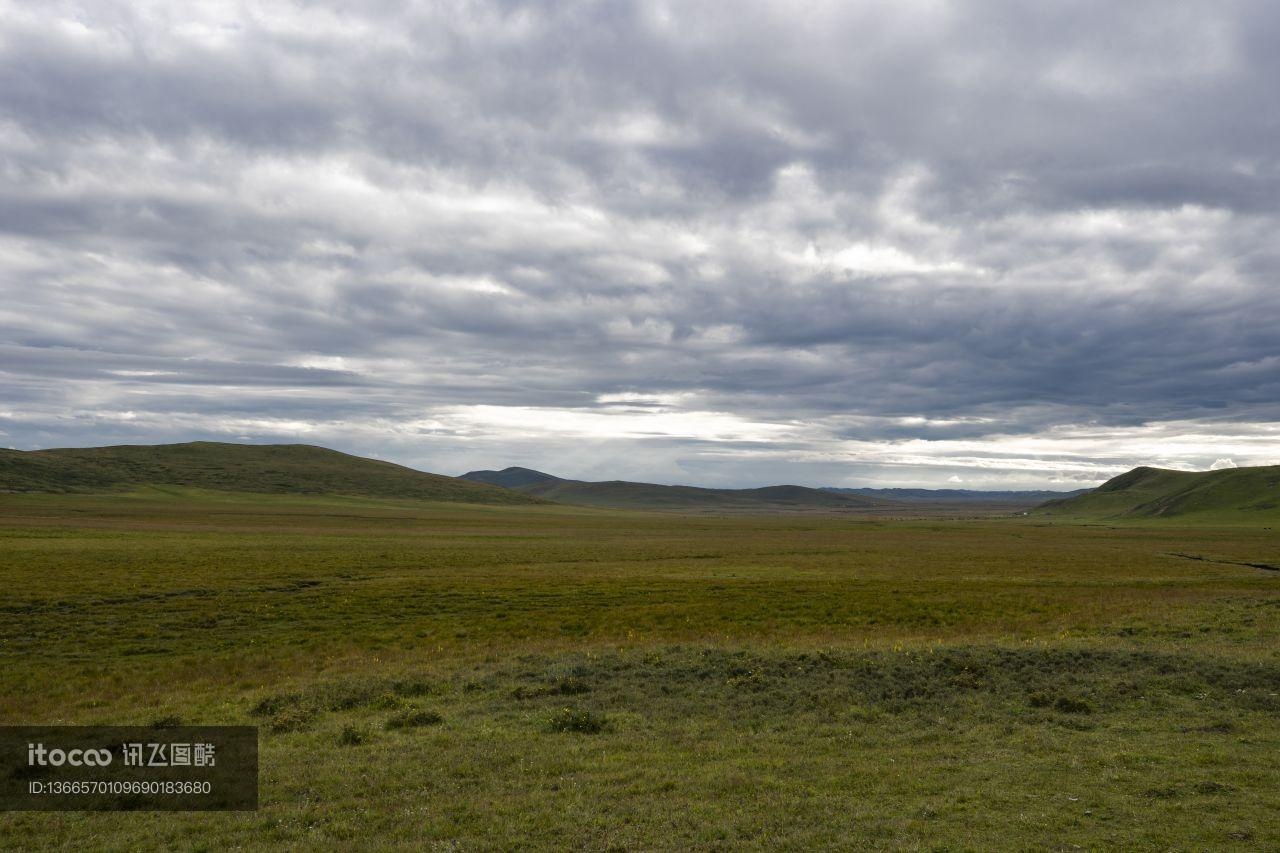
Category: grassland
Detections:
[{"x1": 1, "y1": 490, "x2": 1277, "y2": 849}]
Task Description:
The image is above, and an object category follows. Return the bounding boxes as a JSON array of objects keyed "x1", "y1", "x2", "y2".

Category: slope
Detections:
[
  {"x1": 0, "y1": 442, "x2": 542, "y2": 505},
  {"x1": 1034, "y1": 464, "x2": 1280, "y2": 522}
]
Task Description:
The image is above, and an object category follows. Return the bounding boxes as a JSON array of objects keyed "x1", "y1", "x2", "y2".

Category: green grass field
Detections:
[{"x1": 1, "y1": 490, "x2": 1277, "y2": 849}]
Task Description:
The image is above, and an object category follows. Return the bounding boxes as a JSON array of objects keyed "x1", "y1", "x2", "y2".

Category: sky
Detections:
[{"x1": 2, "y1": 1, "x2": 1278, "y2": 489}]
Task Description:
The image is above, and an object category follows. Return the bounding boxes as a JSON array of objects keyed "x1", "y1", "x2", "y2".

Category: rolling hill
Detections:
[
  {"x1": 462, "y1": 468, "x2": 1092, "y2": 513},
  {"x1": 1034, "y1": 464, "x2": 1280, "y2": 521},
  {"x1": 0, "y1": 442, "x2": 542, "y2": 505},
  {"x1": 520, "y1": 480, "x2": 892, "y2": 511},
  {"x1": 460, "y1": 468, "x2": 895, "y2": 512}
]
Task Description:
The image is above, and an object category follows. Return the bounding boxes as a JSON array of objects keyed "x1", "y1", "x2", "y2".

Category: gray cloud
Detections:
[{"x1": 2, "y1": 1, "x2": 1278, "y2": 487}]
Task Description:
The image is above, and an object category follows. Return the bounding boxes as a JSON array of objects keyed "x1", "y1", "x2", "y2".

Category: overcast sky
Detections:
[{"x1": 2, "y1": 1, "x2": 1278, "y2": 489}]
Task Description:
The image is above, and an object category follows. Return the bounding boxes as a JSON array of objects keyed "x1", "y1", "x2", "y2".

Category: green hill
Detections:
[
  {"x1": 461, "y1": 468, "x2": 894, "y2": 512},
  {"x1": 0, "y1": 442, "x2": 542, "y2": 505},
  {"x1": 1034, "y1": 464, "x2": 1280, "y2": 522}
]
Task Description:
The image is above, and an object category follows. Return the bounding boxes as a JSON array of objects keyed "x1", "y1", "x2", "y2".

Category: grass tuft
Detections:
[
  {"x1": 269, "y1": 707, "x2": 316, "y2": 733},
  {"x1": 251, "y1": 693, "x2": 302, "y2": 717},
  {"x1": 337, "y1": 724, "x2": 367, "y2": 746},
  {"x1": 385, "y1": 709, "x2": 444, "y2": 730},
  {"x1": 1052, "y1": 696, "x2": 1093, "y2": 714},
  {"x1": 546, "y1": 707, "x2": 608, "y2": 734}
]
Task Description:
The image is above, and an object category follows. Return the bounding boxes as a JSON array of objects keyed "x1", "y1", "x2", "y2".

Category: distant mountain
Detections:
[
  {"x1": 0, "y1": 442, "x2": 542, "y2": 505},
  {"x1": 824, "y1": 487, "x2": 1090, "y2": 505},
  {"x1": 1033, "y1": 465, "x2": 1280, "y2": 521},
  {"x1": 462, "y1": 469, "x2": 893, "y2": 512},
  {"x1": 461, "y1": 466, "x2": 562, "y2": 488}
]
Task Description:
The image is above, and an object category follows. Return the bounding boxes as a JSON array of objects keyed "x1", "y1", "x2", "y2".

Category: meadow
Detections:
[{"x1": 1, "y1": 489, "x2": 1277, "y2": 849}]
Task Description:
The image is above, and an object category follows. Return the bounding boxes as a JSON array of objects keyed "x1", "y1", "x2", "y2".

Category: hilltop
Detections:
[
  {"x1": 0, "y1": 442, "x2": 541, "y2": 505},
  {"x1": 461, "y1": 466, "x2": 562, "y2": 489},
  {"x1": 1034, "y1": 464, "x2": 1280, "y2": 522}
]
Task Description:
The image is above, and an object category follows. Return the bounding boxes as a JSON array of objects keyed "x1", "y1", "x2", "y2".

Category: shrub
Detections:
[
  {"x1": 726, "y1": 667, "x2": 765, "y2": 689},
  {"x1": 546, "y1": 707, "x2": 607, "y2": 734},
  {"x1": 319, "y1": 681, "x2": 378, "y2": 711},
  {"x1": 269, "y1": 706, "x2": 316, "y2": 733},
  {"x1": 385, "y1": 709, "x2": 444, "y2": 730},
  {"x1": 1193, "y1": 781, "x2": 1233, "y2": 795},
  {"x1": 1190, "y1": 719, "x2": 1235, "y2": 733},
  {"x1": 391, "y1": 677, "x2": 432, "y2": 697},
  {"x1": 512, "y1": 676, "x2": 592, "y2": 700},
  {"x1": 368, "y1": 691, "x2": 405, "y2": 710},
  {"x1": 1142, "y1": 786, "x2": 1182, "y2": 799},
  {"x1": 1053, "y1": 696, "x2": 1093, "y2": 714},
  {"x1": 251, "y1": 693, "x2": 301, "y2": 717},
  {"x1": 552, "y1": 676, "x2": 591, "y2": 696},
  {"x1": 338, "y1": 724, "x2": 367, "y2": 746}
]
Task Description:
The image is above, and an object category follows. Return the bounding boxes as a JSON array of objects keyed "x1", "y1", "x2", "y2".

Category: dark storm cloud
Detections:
[{"x1": 2, "y1": 1, "x2": 1278, "y2": 485}]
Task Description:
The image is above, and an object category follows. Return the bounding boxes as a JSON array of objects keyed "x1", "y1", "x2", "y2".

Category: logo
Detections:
[{"x1": 27, "y1": 744, "x2": 113, "y2": 767}]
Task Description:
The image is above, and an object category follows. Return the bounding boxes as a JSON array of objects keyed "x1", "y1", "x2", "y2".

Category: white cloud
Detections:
[
  {"x1": 439, "y1": 405, "x2": 794, "y2": 445},
  {"x1": 1, "y1": 1, "x2": 1277, "y2": 488}
]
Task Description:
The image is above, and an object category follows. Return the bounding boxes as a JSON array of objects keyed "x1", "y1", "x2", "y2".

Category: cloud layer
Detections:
[{"x1": 3, "y1": 1, "x2": 1278, "y2": 487}]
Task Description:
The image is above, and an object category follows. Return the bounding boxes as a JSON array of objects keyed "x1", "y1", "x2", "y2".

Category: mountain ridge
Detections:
[
  {"x1": 461, "y1": 468, "x2": 892, "y2": 511},
  {"x1": 461, "y1": 467, "x2": 1090, "y2": 511}
]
